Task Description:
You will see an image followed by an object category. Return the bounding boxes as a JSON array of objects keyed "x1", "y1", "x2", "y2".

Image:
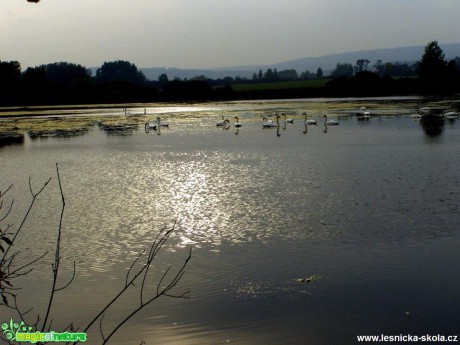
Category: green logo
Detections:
[
  {"x1": 1, "y1": 319, "x2": 87, "y2": 343},
  {"x1": 1, "y1": 319, "x2": 32, "y2": 341}
]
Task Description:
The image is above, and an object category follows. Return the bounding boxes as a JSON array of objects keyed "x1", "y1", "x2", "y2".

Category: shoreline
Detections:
[{"x1": 0, "y1": 94, "x2": 437, "y2": 119}]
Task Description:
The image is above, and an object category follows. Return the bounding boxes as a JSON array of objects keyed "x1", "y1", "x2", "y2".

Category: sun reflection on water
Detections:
[{"x1": 2, "y1": 99, "x2": 460, "y2": 345}]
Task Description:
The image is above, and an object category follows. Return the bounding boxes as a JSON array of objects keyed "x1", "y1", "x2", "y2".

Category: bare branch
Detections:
[
  {"x1": 55, "y1": 261, "x2": 76, "y2": 292},
  {"x1": 101, "y1": 247, "x2": 192, "y2": 345},
  {"x1": 0, "y1": 199, "x2": 14, "y2": 222},
  {"x1": 1, "y1": 176, "x2": 51, "y2": 262},
  {"x1": 0, "y1": 184, "x2": 13, "y2": 198},
  {"x1": 2, "y1": 171, "x2": 191, "y2": 345},
  {"x1": 99, "y1": 314, "x2": 106, "y2": 343},
  {"x1": 42, "y1": 163, "x2": 69, "y2": 332},
  {"x1": 6, "y1": 251, "x2": 48, "y2": 279},
  {"x1": 126, "y1": 248, "x2": 145, "y2": 287},
  {"x1": 79, "y1": 224, "x2": 177, "y2": 337}
]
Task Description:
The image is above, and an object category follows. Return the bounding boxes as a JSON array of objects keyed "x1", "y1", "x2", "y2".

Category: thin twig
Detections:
[
  {"x1": 0, "y1": 199, "x2": 14, "y2": 222},
  {"x1": 0, "y1": 184, "x2": 13, "y2": 198},
  {"x1": 6, "y1": 251, "x2": 48, "y2": 279},
  {"x1": 126, "y1": 249, "x2": 145, "y2": 287},
  {"x1": 99, "y1": 314, "x2": 106, "y2": 343},
  {"x1": 55, "y1": 260, "x2": 76, "y2": 292}
]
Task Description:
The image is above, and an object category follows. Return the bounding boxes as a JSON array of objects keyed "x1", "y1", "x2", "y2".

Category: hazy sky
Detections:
[{"x1": 1, "y1": 0, "x2": 459, "y2": 69}]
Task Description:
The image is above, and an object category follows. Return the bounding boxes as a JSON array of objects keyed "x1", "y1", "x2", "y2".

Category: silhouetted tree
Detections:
[
  {"x1": 192, "y1": 75, "x2": 208, "y2": 81},
  {"x1": 277, "y1": 69, "x2": 298, "y2": 80},
  {"x1": 0, "y1": 61, "x2": 22, "y2": 104},
  {"x1": 330, "y1": 63, "x2": 354, "y2": 78},
  {"x1": 258, "y1": 69, "x2": 263, "y2": 80},
  {"x1": 382, "y1": 62, "x2": 416, "y2": 77},
  {"x1": 417, "y1": 41, "x2": 460, "y2": 93},
  {"x1": 0, "y1": 61, "x2": 21, "y2": 84},
  {"x1": 300, "y1": 70, "x2": 315, "y2": 80},
  {"x1": 447, "y1": 59, "x2": 460, "y2": 77},
  {"x1": 316, "y1": 67, "x2": 323, "y2": 79},
  {"x1": 42, "y1": 62, "x2": 91, "y2": 87},
  {"x1": 454, "y1": 57, "x2": 460, "y2": 71},
  {"x1": 264, "y1": 68, "x2": 274, "y2": 81},
  {"x1": 418, "y1": 41, "x2": 447, "y2": 81},
  {"x1": 374, "y1": 60, "x2": 384, "y2": 76},
  {"x1": 222, "y1": 76, "x2": 234, "y2": 85},
  {"x1": 96, "y1": 60, "x2": 146, "y2": 86},
  {"x1": 22, "y1": 66, "x2": 51, "y2": 103},
  {"x1": 158, "y1": 73, "x2": 169, "y2": 89},
  {"x1": 355, "y1": 59, "x2": 370, "y2": 73}
]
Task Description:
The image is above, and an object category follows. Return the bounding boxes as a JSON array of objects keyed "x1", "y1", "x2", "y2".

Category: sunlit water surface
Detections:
[{"x1": 1, "y1": 98, "x2": 459, "y2": 344}]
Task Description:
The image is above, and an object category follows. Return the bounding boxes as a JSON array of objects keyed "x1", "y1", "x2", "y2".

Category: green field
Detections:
[{"x1": 231, "y1": 79, "x2": 330, "y2": 91}]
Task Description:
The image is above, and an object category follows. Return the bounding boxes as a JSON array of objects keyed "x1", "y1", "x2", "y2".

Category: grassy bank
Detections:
[{"x1": 231, "y1": 79, "x2": 330, "y2": 92}]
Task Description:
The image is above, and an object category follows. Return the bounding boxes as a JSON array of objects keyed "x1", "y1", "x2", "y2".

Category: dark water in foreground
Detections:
[{"x1": 1, "y1": 99, "x2": 459, "y2": 344}]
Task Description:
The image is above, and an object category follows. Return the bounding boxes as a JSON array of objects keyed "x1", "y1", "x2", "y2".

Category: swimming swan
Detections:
[
  {"x1": 303, "y1": 112, "x2": 317, "y2": 125},
  {"x1": 145, "y1": 122, "x2": 157, "y2": 130},
  {"x1": 157, "y1": 117, "x2": 169, "y2": 127},
  {"x1": 282, "y1": 113, "x2": 294, "y2": 123},
  {"x1": 444, "y1": 111, "x2": 459, "y2": 119},
  {"x1": 262, "y1": 116, "x2": 273, "y2": 124},
  {"x1": 234, "y1": 116, "x2": 242, "y2": 127},
  {"x1": 263, "y1": 115, "x2": 280, "y2": 128},
  {"x1": 323, "y1": 114, "x2": 339, "y2": 125},
  {"x1": 217, "y1": 118, "x2": 230, "y2": 127}
]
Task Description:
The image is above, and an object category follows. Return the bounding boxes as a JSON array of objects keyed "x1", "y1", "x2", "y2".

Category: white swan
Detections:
[
  {"x1": 157, "y1": 117, "x2": 169, "y2": 127},
  {"x1": 444, "y1": 111, "x2": 459, "y2": 119},
  {"x1": 357, "y1": 107, "x2": 371, "y2": 119},
  {"x1": 323, "y1": 114, "x2": 339, "y2": 125},
  {"x1": 409, "y1": 113, "x2": 422, "y2": 119},
  {"x1": 216, "y1": 118, "x2": 230, "y2": 127},
  {"x1": 234, "y1": 116, "x2": 242, "y2": 128},
  {"x1": 303, "y1": 112, "x2": 317, "y2": 125},
  {"x1": 420, "y1": 106, "x2": 431, "y2": 113},
  {"x1": 262, "y1": 117, "x2": 273, "y2": 126},
  {"x1": 145, "y1": 122, "x2": 157, "y2": 130},
  {"x1": 263, "y1": 115, "x2": 280, "y2": 128},
  {"x1": 282, "y1": 113, "x2": 294, "y2": 123}
]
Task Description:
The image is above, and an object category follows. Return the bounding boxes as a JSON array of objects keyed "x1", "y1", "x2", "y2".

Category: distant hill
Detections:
[
  {"x1": 140, "y1": 42, "x2": 460, "y2": 81},
  {"x1": 269, "y1": 42, "x2": 460, "y2": 74}
]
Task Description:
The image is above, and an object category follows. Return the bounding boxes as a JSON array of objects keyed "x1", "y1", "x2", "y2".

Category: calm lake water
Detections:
[{"x1": 1, "y1": 98, "x2": 459, "y2": 344}]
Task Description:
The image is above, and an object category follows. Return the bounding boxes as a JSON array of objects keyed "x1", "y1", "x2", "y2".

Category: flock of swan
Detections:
[
  {"x1": 143, "y1": 112, "x2": 339, "y2": 134},
  {"x1": 409, "y1": 106, "x2": 459, "y2": 120},
  {"x1": 216, "y1": 113, "x2": 338, "y2": 129},
  {"x1": 145, "y1": 117, "x2": 169, "y2": 130},
  {"x1": 142, "y1": 106, "x2": 458, "y2": 133}
]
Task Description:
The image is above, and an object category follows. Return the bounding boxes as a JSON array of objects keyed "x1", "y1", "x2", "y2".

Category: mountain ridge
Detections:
[{"x1": 140, "y1": 42, "x2": 460, "y2": 81}]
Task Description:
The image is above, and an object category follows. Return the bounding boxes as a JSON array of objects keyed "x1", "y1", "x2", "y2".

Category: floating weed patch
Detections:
[
  {"x1": 230, "y1": 276, "x2": 321, "y2": 300},
  {"x1": 295, "y1": 275, "x2": 322, "y2": 283}
]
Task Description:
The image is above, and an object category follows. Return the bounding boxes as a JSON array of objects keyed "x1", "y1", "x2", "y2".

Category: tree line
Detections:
[
  {"x1": 325, "y1": 41, "x2": 460, "y2": 96},
  {"x1": 1, "y1": 41, "x2": 459, "y2": 105}
]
